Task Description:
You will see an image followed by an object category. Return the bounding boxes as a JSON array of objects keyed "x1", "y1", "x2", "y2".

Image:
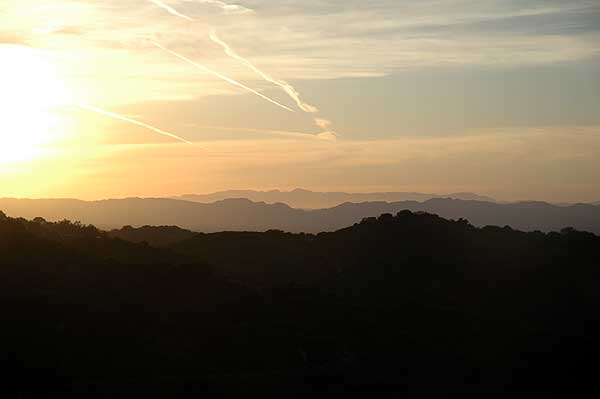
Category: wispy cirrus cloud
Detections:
[
  {"x1": 0, "y1": 33, "x2": 26, "y2": 45},
  {"x1": 148, "y1": 1, "x2": 296, "y2": 116},
  {"x1": 7, "y1": 1, "x2": 600, "y2": 75},
  {"x1": 13, "y1": 126, "x2": 600, "y2": 202},
  {"x1": 2, "y1": 0, "x2": 598, "y2": 145},
  {"x1": 314, "y1": 118, "x2": 337, "y2": 141}
]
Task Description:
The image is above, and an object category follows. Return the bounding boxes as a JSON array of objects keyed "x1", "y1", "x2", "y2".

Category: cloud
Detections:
[
  {"x1": 6, "y1": 0, "x2": 596, "y2": 107},
  {"x1": 314, "y1": 118, "x2": 332, "y2": 130},
  {"x1": 313, "y1": 118, "x2": 338, "y2": 140},
  {"x1": 316, "y1": 131, "x2": 338, "y2": 141},
  {"x1": 0, "y1": 33, "x2": 25, "y2": 45},
  {"x1": 21, "y1": 126, "x2": 599, "y2": 202}
]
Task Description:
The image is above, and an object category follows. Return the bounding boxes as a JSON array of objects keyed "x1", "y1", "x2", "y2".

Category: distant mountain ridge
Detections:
[
  {"x1": 174, "y1": 188, "x2": 497, "y2": 209},
  {"x1": 1, "y1": 196, "x2": 599, "y2": 234}
]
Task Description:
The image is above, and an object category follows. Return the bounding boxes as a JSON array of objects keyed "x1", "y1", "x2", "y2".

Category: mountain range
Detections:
[
  {"x1": 1, "y1": 196, "x2": 599, "y2": 234},
  {"x1": 174, "y1": 188, "x2": 497, "y2": 209}
]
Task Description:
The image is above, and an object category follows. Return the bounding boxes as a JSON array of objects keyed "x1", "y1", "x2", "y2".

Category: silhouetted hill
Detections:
[
  {"x1": 0, "y1": 197, "x2": 304, "y2": 231},
  {"x1": 109, "y1": 225, "x2": 195, "y2": 247},
  {"x1": 2, "y1": 197, "x2": 600, "y2": 234},
  {"x1": 175, "y1": 188, "x2": 496, "y2": 208},
  {"x1": 1, "y1": 210, "x2": 599, "y2": 396}
]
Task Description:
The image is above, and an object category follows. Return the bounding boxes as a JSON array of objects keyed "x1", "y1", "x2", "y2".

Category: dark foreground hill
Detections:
[
  {"x1": 1, "y1": 196, "x2": 600, "y2": 234},
  {"x1": 1, "y1": 210, "x2": 599, "y2": 396}
]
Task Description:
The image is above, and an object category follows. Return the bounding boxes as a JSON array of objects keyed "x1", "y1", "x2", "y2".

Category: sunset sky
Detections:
[{"x1": 1, "y1": 0, "x2": 599, "y2": 201}]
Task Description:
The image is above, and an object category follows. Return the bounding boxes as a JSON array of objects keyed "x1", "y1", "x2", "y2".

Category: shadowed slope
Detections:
[{"x1": 1, "y1": 210, "x2": 599, "y2": 396}]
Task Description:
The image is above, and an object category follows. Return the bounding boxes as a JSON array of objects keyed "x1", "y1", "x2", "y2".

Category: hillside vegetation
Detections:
[{"x1": 1, "y1": 210, "x2": 599, "y2": 396}]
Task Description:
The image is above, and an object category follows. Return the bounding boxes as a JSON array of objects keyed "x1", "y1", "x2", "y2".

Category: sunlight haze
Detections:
[{"x1": 1, "y1": 0, "x2": 599, "y2": 202}]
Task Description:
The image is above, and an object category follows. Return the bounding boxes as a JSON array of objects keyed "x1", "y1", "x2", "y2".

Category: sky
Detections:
[{"x1": 0, "y1": 0, "x2": 599, "y2": 202}]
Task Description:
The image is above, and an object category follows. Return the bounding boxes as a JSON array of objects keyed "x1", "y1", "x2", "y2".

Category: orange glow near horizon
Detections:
[{"x1": 0, "y1": 1, "x2": 599, "y2": 203}]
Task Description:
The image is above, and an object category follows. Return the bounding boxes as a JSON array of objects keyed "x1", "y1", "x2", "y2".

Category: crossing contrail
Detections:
[
  {"x1": 152, "y1": 41, "x2": 294, "y2": 112},
  {"x1": 146, "y1": 1, "x2": 333, "y2": 138},
  {"x1": 199, "y1": 0, "x2": 253, "y2": 14},
  {"x1": 209, "y1": 29, "x2": 317, "y2": 113},
  {"x1": 209, "y1": 29, "x2": 337, "y2": 140},
  {"x1": 148, "y1": 0, "x2": 194, "y2": 21},
  {"x1": 78, "y1": 104, "x2": 192, "y2": 144},
  {"x1": 148, "y1": 0, "x2": 253, "y2": 20}
]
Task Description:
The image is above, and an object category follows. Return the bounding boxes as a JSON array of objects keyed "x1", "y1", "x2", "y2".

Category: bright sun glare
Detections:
[{"x1": 0, "y1": 45, "x2": 72, "y2": 164}]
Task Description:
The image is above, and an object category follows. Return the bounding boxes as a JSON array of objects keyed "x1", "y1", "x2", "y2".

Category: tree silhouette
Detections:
[{"x1": 0, "y1": 210, "x2": 598, "y2": 396}]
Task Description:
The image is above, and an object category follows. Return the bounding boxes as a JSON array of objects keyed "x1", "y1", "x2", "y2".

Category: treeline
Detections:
[{"x1": 1, "y1": 210, "x2": 599, "y2": 397}]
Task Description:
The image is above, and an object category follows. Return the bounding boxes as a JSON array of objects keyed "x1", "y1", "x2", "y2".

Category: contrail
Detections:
[
  {"x1": 209, "y1": 29, "x2": 318, "y2": 113},
  {"x1": 199, "y1": 0, "x2": 253, "y2": 14},
  {"x1": 148, "y1": 0, "x2": 253, "y2": 20},
  {"x1": 209, "y1": 30, "x2": 337, "y2": 140},
  {"x1": 147, "y1": 2, "x2": 332, "y2": 137},
  {"x1": 148, "y1": 0, "x2": 194, "y2": 21},
  {"x1": 78, "y1": 104, "x2": 192, "y2": 144},
  {"x1": 152, "y1": 41, "x2": 294, "y2": 112},
  {"x1": 188, "y1": 125, "x2": 333, "y2": 140}
]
